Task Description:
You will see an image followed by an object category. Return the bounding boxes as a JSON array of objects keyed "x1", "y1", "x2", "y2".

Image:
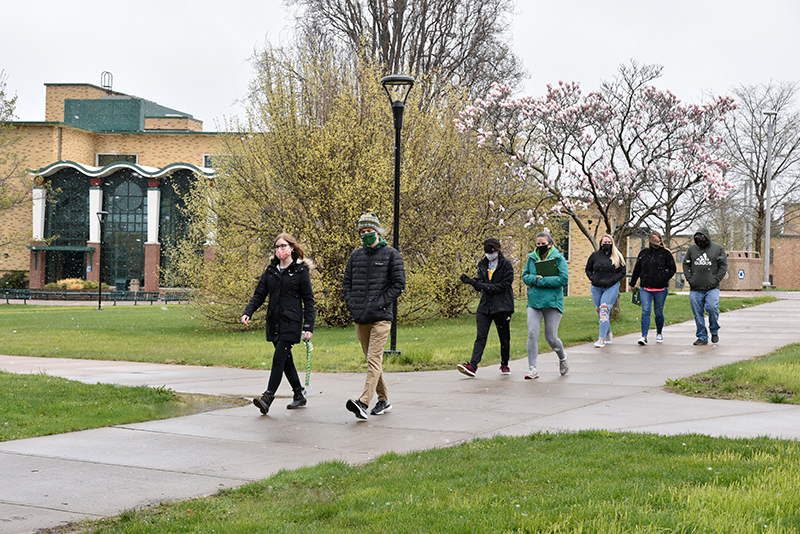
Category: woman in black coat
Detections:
[
  {"x1": 242, "y1": 233, "x2": 315, "y2": 415},
  {"x1": 585, "y1": 233, "x2": 627, "y2": 348},
  {"x1": 629, "y1": 231, "x2": 676, "y2": 345}
]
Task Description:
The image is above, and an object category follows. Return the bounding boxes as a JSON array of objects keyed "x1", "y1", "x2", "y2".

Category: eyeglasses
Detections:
[{"x1": 275, "y1": 243, "x2": 291, "y2": 249}]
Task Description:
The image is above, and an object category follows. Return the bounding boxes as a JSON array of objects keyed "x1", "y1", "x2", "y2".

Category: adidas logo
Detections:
[{"x1": 694, "y1": 253, "x2": 712, "y2": 266}]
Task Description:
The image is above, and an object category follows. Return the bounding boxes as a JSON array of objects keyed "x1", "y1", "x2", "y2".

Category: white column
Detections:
[
  {"x1": 147, "y1": 188, "x2": 161, "y2": 244},
  {"x1": 88, "y1": 187, "x2": 103, "y2": 243},
  {"x1": 205, "y1": 194, "x2": 217, "y2": 246},
  {"x1": 32, "y1": 187, "x2": 47, "y2": 241}
]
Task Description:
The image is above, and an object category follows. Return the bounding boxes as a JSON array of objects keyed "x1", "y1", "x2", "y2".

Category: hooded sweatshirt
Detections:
[{"x1": 682, "y1": 227, "x2": 728, "y2": 291}]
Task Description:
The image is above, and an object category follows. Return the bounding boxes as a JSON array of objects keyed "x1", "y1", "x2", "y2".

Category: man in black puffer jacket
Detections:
[{"x1": 343, "y1": 212, "x2": 405, "y2": 420}]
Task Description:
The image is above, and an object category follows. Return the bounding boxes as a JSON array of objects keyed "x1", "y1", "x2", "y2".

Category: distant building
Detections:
[
  {"x1": 1, "y1": 81, "x2": 219, "y2": 291},
  {"x1": 772, "y1": 203, "x2": 800, "y2": 290}
]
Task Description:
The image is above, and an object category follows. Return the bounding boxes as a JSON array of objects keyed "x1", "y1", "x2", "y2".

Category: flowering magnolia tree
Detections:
[{"x1": 456, "y1": 62, "x2": 737, "y2": 249}]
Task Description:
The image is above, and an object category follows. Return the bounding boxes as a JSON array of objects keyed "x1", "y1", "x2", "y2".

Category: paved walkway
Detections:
[{"x1": 2, "y1": 298, "x2": 800, "y2": 533}]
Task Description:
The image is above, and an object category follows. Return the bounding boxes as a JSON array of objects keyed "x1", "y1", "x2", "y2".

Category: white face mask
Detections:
[{"x1": 485, "y1": 252, "x2": 498, "y2": 261}]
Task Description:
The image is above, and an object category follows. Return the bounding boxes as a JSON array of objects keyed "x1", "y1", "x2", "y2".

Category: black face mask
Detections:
[
  {"x1": 694, "y1": 237, "x2": 709, "y2": 248},
  {"x1": 536, "y1": 245, "x2": 550, "y2": 258},
  {"x1": 600, "y1": 243, "x2": 612, "y2": 253}
]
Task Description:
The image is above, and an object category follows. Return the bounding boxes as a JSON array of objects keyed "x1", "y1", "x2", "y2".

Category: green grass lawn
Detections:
[
  {"x1": 6, "y1": 296, "x2": 800, "y2": 532},
  {"x1": 0, "y1": 371, "x2": 248, "y2": 441},
  {"x1": 0, "y1": 294, "x2": 775, "y2": 372},
  {"x1": 63, "y1": 431, "x2": 800, "y2": 533},
  {"x1": 668, "y1": 342, "x2": 800, "y2": 405}
]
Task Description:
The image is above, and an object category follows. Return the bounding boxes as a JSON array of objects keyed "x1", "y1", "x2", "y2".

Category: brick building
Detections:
[
  {"x1": 566, "y1": 205, "x2": 630, "y2": 297},
  {"x1": 772, "y1": 203, "x2": 800, "y2": 289},
  {"x1": 0, "y1": 82, "x2": 219, "y2": 291}
]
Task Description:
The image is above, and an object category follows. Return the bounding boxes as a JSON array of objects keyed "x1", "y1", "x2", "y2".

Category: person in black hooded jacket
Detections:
[
  {"x1": 683, "y1": 227, "x2": 728, "y2": 345},
  {"x1": 457, "y1": 238, "x2": 515, "y2": 377},
  {"x1": 629, "y1": 231, "x2": 676, "y2": 345},
  {"x1": 242, "y1": 233, "x2": 315, "y2": 415}
]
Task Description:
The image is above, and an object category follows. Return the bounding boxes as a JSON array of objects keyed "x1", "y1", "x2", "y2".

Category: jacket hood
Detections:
[
  {"x1": 270, "y1": 257, "x2": 315, "y2": 270},
  {"x1": 528, "y1": 247, "x2": 562, "y2": 261},
  {"x1": 695, "y1": 227, "x2": 711, "y2": 241}
]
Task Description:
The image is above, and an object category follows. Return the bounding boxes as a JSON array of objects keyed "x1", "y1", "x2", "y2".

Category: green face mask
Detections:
[{"x1": 361, "y1": 231, "x2": 377, "y2": 247}]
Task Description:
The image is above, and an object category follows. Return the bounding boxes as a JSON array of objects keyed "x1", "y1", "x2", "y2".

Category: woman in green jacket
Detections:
[{"x1": 521, "y1": 232, "x2": 570, "y2": 379}]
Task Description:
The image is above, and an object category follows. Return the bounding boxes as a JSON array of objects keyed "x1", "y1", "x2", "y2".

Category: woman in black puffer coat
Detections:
[
  {"x1": 242, "y1": 233, "x2": 315, "y2": 415},
  {"x1": 629, "y1": 231, "x2": 676, "y2": 345}
]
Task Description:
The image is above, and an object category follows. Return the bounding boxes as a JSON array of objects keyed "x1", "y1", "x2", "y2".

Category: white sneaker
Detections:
[
  {"x1": 605, "y1": 332, "x2": 613, "y2": 344},
  {"x1": 656, "y1": 334, "x2": 664, "y2": 343},
  {"x1": 524, "y1": 366, "x2": 539, "y2": 379},
  {"x1": 594, "y1": 338, "x2": 605, "y2": 348},
  {"x1": 559, "y1": 358, "x2": 569, "y2": 376},
  {"x1": 637, "y1": 337, "x2": 648, "y2": 346}
]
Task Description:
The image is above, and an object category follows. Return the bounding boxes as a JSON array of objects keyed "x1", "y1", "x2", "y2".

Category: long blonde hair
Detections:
[{"x1": 601, "y1": 233, "x2": 626, "y2": 268}]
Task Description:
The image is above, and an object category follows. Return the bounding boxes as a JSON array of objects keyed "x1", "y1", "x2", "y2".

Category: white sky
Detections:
[{"x1": 3, "y1": 0, "x2": 799, "y2": 130}]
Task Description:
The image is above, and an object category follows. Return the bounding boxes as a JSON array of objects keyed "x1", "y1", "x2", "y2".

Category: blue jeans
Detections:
[
  {"x1": 591, "y1": 282, "x2": 620, "y2": 340},
  {"x1": 640, "y1": 288, "x2": 668, "y2": 337},
  {"x1": 689, "y1": 288, "x2": 720, "y2": 341}
]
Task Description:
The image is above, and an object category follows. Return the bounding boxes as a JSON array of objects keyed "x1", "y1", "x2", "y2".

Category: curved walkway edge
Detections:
[{"x1": 2, "y1": 298, "x2": 800, "y2": 533}]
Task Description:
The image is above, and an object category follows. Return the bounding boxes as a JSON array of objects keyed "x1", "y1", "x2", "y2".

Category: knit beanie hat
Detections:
[{"x1": 356, "y1": 212, "x2": 383, "y2": 234}]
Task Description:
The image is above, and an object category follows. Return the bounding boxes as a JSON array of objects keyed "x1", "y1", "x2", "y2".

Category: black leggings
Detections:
[
  {"x1": 266, "y1": 341, "x2": 302, "y2": 394},
  {"x1": 470, "y1": 311, "x2": 511, "y2": 367}
]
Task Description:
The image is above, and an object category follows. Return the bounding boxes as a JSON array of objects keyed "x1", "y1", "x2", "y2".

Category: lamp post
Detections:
[
  {"x1": 96, "y1": 211, "x2": 108, "y2": 310},
  {"x1": 762, "y1": 110, "x2": 777, "y2": 288},
  {"x1": 380, "y1": 74, "x2": 414, "y2": 355}
]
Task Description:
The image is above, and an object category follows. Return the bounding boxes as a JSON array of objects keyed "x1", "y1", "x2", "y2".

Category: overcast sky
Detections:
[{"x1": 3, "y1": 0, "x2": 799, "y2": 130}]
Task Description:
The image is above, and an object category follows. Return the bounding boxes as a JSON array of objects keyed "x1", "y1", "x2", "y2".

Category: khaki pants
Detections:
[{"x1": 354, "y1": 321, "x2": 391, "y2": 405}]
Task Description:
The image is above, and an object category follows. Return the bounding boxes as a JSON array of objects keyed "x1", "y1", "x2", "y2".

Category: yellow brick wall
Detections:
[
  {"x1": 144, "y1": 118, "x2": 203, "y2": 132},
  {"x1": 60, "y1": 127, "x2": 97, "y2": 164},
  {"x1": 785, "y1": 203, "x2": 800, "y2": 236},
  {"x1": 772, "y1": 236, "x2": 800, "y2": 289},
  {"x1": 0, "y1": 124, "x2": 63, "y2": 274},
  {"x1": 567, "y1": 206, "x2": 627, "y2": 297},
  {"x1": 45, "y1": 85, "x2": 112, "y2": 122},
  {"x1": 92, "y1": 133, "x2": 219, "y2": 167}
]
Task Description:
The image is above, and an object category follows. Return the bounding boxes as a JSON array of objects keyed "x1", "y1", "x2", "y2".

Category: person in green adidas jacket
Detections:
[{"x1": 521, "y1": 232, "x2": 570, "y2": 380}]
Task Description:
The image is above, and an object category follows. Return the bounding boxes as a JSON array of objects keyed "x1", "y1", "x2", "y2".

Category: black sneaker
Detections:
[
  {"x1": 346, "y1": 399, "x2": 369, "y2": 420},
  {"x1": 370, "y1": 400, "x2": 392, "y2": 415},
  {"x1": 711, "y1": 334, "x2": 719, "y2": 343},
  {"x1": 693, "y1": 338, "x2": 708, "y2": 346}
]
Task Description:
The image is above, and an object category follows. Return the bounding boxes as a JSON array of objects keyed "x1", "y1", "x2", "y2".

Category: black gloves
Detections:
[{"x1": 460, "y1": 274, "x2": 476, "y2": 286}]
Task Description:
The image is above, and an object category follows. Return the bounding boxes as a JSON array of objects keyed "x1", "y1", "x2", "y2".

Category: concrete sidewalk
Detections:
[{"x1": 3, "y1": 298, "x2": 800, "y2": 533}]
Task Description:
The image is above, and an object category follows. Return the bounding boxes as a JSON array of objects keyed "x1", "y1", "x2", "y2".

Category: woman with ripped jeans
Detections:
[{"x1": 585, "y1": 234, "x2": 627, "y2": 348}]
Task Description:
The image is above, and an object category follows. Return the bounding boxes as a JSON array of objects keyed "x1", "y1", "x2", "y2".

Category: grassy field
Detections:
[
  {"x1": 6, "y1": 296, "x2": 800, "y2": 533},
  {"x1": 0, "y1": 294, "x2": 775, "y2": 372},
  {"x1": 0, "y1": 371, "x2": 248, "y2": 441},
  {"x1": 668, "y1": 342, "x2": 800, "y2": 405},
  {"x1": 57, "y1": 431, "x2": 800, "y2": 533}
]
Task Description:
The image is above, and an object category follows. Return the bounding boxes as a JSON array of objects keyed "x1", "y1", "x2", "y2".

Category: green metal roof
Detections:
[{"x1": 63, "y1": 96, "x2": 195, "y2": 133}]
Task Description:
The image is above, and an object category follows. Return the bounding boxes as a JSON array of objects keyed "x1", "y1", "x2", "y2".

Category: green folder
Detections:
[{"x1": 534, "y1": 258, "x2": 558, "y2": 277}]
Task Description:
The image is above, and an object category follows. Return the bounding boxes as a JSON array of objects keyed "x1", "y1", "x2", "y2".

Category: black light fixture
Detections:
[
  {"x1": 96, "y1": 211, "x2": 109, "y2": 310},
  {"x1": 380, "y1": 74, "x2": 414, "y2": 356}
]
